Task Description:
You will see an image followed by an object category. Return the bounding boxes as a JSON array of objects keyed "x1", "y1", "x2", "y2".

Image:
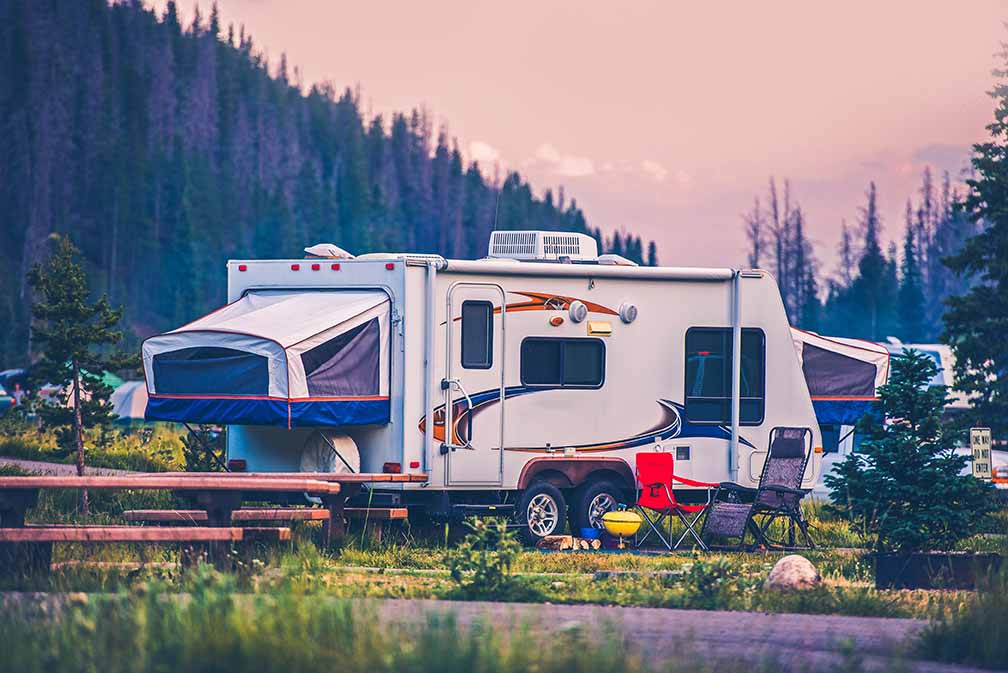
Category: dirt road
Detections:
[{"x1": 372, "y1": 599, "x2": 983, "y2": 673}]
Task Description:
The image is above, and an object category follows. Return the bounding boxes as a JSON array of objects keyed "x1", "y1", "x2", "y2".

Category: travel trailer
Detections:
[{"x1": 142, "y1": 231, "x2": 823, "y2": 541}]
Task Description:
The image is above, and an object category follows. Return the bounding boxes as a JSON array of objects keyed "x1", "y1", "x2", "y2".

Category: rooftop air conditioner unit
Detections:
[{"x1": 487, "y1": 230, "x2": 599, "y2": 262}]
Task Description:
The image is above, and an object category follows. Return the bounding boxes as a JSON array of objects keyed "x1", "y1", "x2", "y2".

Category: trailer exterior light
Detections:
[
  {"x1": 331, "y1": 263, "x2": 341, "y2": 270},
  {"x1": 238, "y1": 264, "x2": 247, "y2": 272},
  {"x1": 311, "y1": 263, "x2": 320, "y2": 271},
  {"x1": 618, "y1": 302, "x2": 638, "y2": 324},
  {"x1": 409, "y1": 461, "x2": 420, "y2": 469},
  {"x1": 291, "y1": 263, "x2": 300, "y2": 271},
  {"x1": 385, "y1": 262, "x2": 395, "y2": 270},
  {"x1": 383, "y1": 462, "x2": 402, "y2": 474},
  {"x1": 568, "y1": 300, "x2": 588, "y2": 323},
  {"x1": 549, "y1": 316, "x2": 564, "y2": 327}
]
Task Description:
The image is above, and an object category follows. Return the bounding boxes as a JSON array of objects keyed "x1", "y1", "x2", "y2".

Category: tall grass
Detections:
[
  {"x1": 0, "y1": 566, "x2": 804, "y2": 673},
  {"x1": 917, "y1": 568, "x2": 1008, "y2": 670}
]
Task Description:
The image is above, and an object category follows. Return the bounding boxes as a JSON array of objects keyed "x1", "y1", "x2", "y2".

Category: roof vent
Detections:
[{"x1": 488, "y1": 230, "x2": 598, "y2": 262}]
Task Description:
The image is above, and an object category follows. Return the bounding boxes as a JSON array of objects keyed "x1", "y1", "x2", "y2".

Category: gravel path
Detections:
[
  {"x1": 0, "y1": 456, "x2": 136, "y2": 476},
  {"x1": 370, "y1": 599, "x2": 985, "y2": 673},
  {"x1": 0, "y1": 592, "x2": 984, "y2": 672}
]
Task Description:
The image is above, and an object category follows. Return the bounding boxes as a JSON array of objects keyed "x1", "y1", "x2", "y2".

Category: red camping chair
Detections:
[{"x1": 635, "y1": 452, "x2": 717, "y2": 551}]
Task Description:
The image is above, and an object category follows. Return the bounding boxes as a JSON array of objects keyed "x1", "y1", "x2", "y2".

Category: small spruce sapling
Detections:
[
  {"x1": 27, "y1": 236, "x2": 132, "y2": 514},
  {"x1": 825, "y1": 348, "x2": 994, "y2": 553}
]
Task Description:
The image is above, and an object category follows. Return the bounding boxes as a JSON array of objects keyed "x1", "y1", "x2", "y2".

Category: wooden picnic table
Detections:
[
  {"x1": 128, "y1": 471, "x2": 428, "y2": 545},
  {"x1": 142, "y1": 472, "x2": 429, "y2": 483},
  {"x1": 0, "y1": 475, "x2": 340, "y2": 530}
]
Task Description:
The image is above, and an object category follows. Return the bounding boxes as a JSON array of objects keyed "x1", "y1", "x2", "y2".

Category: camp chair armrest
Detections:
[
  {"x1": 715, "y1": 482, "x2": 757, "y2": 495},
  {"x1": 758, "y1": 483, "x2": 805, "y2": 496},
  {"x1": 671, "y1": 475, "x2": 718, "y2": 489}
]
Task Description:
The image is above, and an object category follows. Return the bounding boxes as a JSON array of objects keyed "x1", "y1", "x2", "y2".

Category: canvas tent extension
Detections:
[
  {"x1": 142, "y1": 290, "x2": 390, "y2": 428},
  {"x1": 110, "y1": 381, "x2": 149, "y2": 421},
  {"x1": 790, "y1": 328, "x2": 890, "y2": 425}
]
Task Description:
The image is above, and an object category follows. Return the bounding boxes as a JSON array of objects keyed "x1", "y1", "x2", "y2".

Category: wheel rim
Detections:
[
  {"x1": 527, "y1": 493, "x2": 559, "y2": 537},
  {"x1": 587, "y1": 493, "x2": 616, "y2": 528}
]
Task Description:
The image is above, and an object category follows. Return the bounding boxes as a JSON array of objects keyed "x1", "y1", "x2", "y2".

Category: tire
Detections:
[
  {"x1": 515, "y1": 482, "x2": 567, "y2": 545},
  {"x1": 569, "y1": 480, "x2": 624, "y2": 533}
]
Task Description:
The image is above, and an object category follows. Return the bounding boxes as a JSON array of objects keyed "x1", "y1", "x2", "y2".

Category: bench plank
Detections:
[
  {"x1": 148, "y1": 472, "x2": 428, "y2": 483},
  {"x1": 0, "y1": 476, "x2": 340, "y2": 495},
  {"x1": 123, "y1": 509, "x2": 331, "y2": 523},
  {"x1": 344, "y1": 507, "x2": 408, "y2": 520},
  {"x1": 0, "y1": 526, "x2": 244, "y2": 543},
  {"x1": 240, "y1": 527, "x2": 291, "y2": 542}
]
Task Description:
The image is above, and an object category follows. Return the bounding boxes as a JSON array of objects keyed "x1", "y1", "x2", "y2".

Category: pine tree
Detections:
[
  {"x1": 897, "y1": 226, "x2": 925, "y2": 342},
  {"x1": 943, "y1": 39, "x2": 1008, "y2": 435},
  {"x1": 27, "y1": 236, "x2": 131, "y2": 514},
  {"x1": 856, "y1": 182, "x2": 890, "y2": 340},
  {"x1": 825, "y1": 349, "x2": 994, "y2": 552},
  {"x1": 743, "y1": 196, "x2": 764, "y2": 268},
  {"x1": 646, "y1": 240, "x2": 658, "y2": 267}
]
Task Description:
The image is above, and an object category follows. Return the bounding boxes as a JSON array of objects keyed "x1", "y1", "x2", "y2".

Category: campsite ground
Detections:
[{"x1": 1, "y1": 425, "x2": 1007, "y2": 672}]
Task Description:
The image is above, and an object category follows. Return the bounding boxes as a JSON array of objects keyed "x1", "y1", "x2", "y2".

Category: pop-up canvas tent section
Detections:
[
  {"x1": 790, "y1": 328, "x2": 889, "y2": 425},
  {"x1": 142, "y1": 290, "x2": 390, "y2": 427}
]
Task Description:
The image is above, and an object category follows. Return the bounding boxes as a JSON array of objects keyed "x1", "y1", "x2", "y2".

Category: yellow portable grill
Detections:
[{"x1": 601, "y1": 510, "x2": 642, "y2": 549}]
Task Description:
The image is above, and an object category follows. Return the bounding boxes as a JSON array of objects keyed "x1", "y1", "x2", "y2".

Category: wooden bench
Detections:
[
  {"x1": 126, "y1": 473, "x2": 425, "y2": 548},
  {"x1": 123, "y1": 508, "x2": 332, "y2": 523},
  {"x1": 344, "y1": 507, "x2": 409, "y2": 543},
  {"x1": 122, "y1": 507, "x2": 409, "y2": 543},
  {"x1": 0, "y1": 475, "x2": 337, "y2": 573},
  {"x1": 0, "y1": 525, "x2": 292, "y2": 574}
]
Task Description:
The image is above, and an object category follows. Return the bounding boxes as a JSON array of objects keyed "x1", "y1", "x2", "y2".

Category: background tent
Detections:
[
  {"x1": 110, "y1": 381, "x2": 149, "y2": 422},
  {"x1": 142, "y1": 290, "x2": 391, "y2": 428},
  {"x1": 791, "y1": 328, "x2": 890, "y2": 426}
]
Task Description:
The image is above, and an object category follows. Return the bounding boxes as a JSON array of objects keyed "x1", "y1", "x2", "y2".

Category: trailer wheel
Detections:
[
  {"x1": 515, "y1": 482, "x2": 567, "y2": 545},
  {"x1": 570, "y1": 480, "x2": 623, "y2": 532}
]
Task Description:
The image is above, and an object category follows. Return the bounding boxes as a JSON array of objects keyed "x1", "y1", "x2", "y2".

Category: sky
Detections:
[{"x1": 158, "y1": 1, "x2": 1004, "y2": 271}]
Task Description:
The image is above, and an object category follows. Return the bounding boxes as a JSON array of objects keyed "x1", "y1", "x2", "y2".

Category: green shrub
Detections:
[
  {"x1": 917, "y1": 568, "x2": 1008, "y2": 669},
  {"x1": 825, "y1": 349, "x2": 996, "y2": 552},
  {"x1": 444, "y1": 518, "x2": 540, "y2": 601}
]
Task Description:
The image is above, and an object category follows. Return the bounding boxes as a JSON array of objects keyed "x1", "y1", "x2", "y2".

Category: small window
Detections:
[
  {"x1": 684, "y1": 327, "x2": 765, "y2": 425},
  {"x1": 461, "y1": 301, "x2": 493, "y2": 369},
  {"x1": 520, "y1": 338, "x2": 605, "y2": 388}
]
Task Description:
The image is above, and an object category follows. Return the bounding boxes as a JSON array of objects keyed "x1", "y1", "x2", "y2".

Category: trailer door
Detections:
[{"x1": 443, "y1": 283, "x2": 505, "y2": 486}]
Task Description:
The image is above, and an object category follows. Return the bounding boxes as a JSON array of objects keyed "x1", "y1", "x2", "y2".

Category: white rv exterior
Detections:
[{"x1": 144, "y1": 231, "x2": 823, "y2": 539}]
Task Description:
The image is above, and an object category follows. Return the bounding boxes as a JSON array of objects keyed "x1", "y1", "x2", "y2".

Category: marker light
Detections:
[
  {"x1": 311, "y1": 263, "x2": 320, "y2": 271},
  {"x1": 291, "y1": 263, "x2": 300, "y2": 271},
  {"x1": 331, "y1": 263, "x2": 341, "y2": 270},
  {"x1": 238, "y1": 264, "x2": 247, "y2": 272},
  {"x1": 385, "y1": 262, "x2": 395, "y2": 270}
]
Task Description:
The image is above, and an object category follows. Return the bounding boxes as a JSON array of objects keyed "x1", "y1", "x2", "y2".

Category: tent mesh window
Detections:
[
  {"x1": 301, "y1": 318, "x2": 380, "y2": 397},
  {"x1": 801, "y1": 343, "x2": 877, "y2": 397},
  {"x1": 152, "y1": 347, "x2": 269, "y2": 395}
]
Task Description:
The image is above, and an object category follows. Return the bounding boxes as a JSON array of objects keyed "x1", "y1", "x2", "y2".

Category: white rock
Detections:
[{"x1": 766, "y1": 554, "x2": 821, "y2": 591}]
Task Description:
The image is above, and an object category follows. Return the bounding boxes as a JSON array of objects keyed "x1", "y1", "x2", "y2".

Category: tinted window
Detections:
[
  {"x1": 521, "y1": 338, "x2": 604, "y2": 388},
  {"x1": 461, "y1": 301, "x2": 493, "y2": 369},
  {"x1": 684, "y1": 327, "x2": 765, "y2": 424}
]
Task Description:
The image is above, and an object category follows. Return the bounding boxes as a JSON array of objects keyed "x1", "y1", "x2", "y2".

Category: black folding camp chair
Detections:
[{"x1": 699, "y1": 427, "x2": 815, "y2": 551}]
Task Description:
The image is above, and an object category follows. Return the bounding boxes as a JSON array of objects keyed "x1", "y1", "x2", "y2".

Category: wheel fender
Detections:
[{"x1": 517, "y1": 457, "x2": 633, "y2": 492}]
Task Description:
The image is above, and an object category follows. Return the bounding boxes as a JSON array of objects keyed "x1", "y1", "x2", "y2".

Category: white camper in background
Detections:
[{"x1": 142, "y1": 231, "x2": 822, "y2": 541}]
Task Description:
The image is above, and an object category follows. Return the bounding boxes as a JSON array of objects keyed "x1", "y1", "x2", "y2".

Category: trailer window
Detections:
[
  {"x1": 521, "y1": 338, "x2": 605, "y2": 388},
  {"x1": 684, "y1": 327, "x2": 765, "y2": 425},
  {"x1": 461, "y1": 301, "x2": 494, "y2": 369}
]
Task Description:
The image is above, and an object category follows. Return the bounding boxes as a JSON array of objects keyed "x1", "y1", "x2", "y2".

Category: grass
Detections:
[
  {"x1": 917, "y1": 568, "x2": 1008, "y2": 669},
  {"x1": 0, "y1": 565, "x2": 889, "y2": 673},
  {"x1": 0, "y1": 414, "x2": 185, "y2": 472}
]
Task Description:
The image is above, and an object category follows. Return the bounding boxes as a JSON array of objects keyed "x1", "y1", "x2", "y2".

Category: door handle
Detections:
[{"x1": 441, "y1": 378, "x2": 474, "y2": 450}]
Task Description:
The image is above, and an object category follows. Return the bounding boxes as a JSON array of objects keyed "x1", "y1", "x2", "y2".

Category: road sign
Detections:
[{"x1": 970, "y1": 427, "x2": 992, "y2": 480}]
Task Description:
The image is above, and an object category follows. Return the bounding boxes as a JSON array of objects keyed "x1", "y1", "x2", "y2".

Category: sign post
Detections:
[{"x1": 970, "y1": 427, "x2": 992, "y2": 480}]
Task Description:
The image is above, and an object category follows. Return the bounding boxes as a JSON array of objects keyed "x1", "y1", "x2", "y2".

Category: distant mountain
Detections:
[{"x1": 0, "y1": 0, "x2": 654, "y2": 364}]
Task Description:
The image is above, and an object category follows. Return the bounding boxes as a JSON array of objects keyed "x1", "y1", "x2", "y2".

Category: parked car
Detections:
[{"x1": 0, "y1": 382, "x2": 15, "y2": 412}]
